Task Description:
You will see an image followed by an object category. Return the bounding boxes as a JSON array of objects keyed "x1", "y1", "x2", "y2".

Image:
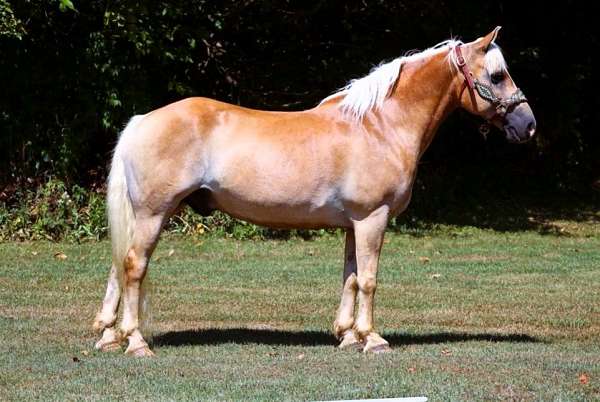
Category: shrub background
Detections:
[{"x1": 0, "y1": 1, "x2": 597, "y2": 240}]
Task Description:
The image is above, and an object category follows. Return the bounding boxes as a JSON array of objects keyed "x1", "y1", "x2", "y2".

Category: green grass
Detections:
[{"x1": 1, "y1": 227, "x2": 599, "y2": 401}]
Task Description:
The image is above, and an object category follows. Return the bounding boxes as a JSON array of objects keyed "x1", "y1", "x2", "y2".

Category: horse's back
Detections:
[{"x1": 118, "y1": 96, "x2": 413, "y2": 228}]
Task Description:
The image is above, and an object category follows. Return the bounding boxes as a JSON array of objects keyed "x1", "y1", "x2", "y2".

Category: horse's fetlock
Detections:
[
  {"x1": 120, "y1": 319, "x2": 138, "y2": 338},
  {"x1": 354, "y1": 319, "x2": 373, "y2": 338},
  {"x1": 93, "y1": 311, "x2": 117, "y2": 332},
  {"x1": 334, "y1": 319, "x2": 354, "y2": 339}
]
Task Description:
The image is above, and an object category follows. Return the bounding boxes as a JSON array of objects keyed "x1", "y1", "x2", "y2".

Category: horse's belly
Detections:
[{"x1": 209, "y1": 189, "x2": 349, "y2": 229}]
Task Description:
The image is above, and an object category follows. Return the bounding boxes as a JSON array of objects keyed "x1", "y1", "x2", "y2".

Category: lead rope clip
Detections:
[{"x1": 479, "y1": 122, "x2": 491, "y2": 139}]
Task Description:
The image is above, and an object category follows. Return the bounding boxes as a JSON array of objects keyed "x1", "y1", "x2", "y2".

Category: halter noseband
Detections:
[{"x1": 454, "y1": 44, "x2": 527, "y2": 119}]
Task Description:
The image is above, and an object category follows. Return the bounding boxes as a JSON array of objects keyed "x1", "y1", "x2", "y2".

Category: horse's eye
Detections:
[{"x1": 491, "y1": 72, "x2": 505, "y2": 85}]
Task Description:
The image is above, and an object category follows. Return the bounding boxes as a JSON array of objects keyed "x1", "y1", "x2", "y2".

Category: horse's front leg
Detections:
[
  {"x1": 353, "y1": 206, "x2": 391, "y2": 353},
  {"x1": 334, "y1": 229, "x2": 362, "y2": 350}
]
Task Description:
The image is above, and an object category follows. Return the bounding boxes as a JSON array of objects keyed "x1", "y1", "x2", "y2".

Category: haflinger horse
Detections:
[{"x1": 93, "y1": 27, "x2": 536, "y2": 356}]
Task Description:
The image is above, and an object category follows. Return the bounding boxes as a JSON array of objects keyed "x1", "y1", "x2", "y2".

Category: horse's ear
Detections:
[{"x1": 477, "y1": 26, "x2": 501, "y2": 52}]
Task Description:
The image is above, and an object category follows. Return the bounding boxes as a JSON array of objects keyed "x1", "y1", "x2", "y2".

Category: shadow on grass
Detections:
[{"x1": 153, "y1": 328, "x2": 541, "y2": 347}]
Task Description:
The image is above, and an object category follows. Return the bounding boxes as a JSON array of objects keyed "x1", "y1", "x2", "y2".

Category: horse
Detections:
[{"x1": 92, "y1": 27, "x2": 536, "y2": 356}]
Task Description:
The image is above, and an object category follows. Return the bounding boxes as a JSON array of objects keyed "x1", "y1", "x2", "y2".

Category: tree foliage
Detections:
[
  {"x1": 0, "y1": 0, "x2": 24, "y2": 39},
  {"x1": 0, "y1": 0, "x2": 597, "y2": 197}
]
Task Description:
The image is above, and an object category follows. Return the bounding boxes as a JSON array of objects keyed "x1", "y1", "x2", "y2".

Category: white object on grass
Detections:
[{"x1": 316, "y1": 397, "x2": 427, "y2": 402}]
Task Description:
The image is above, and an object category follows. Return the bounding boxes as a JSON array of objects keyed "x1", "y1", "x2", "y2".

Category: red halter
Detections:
[
  {"x1": 453, "y1": 44, "x2": 527, "y2": 120},
  {"x1": 454, "y1": 44, "x2": 475, "y2": 91}
]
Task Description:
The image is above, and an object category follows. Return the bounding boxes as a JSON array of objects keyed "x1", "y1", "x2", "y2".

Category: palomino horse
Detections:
[{"x1": 93, "y1": 27, "x2": 536, "y2": 356}]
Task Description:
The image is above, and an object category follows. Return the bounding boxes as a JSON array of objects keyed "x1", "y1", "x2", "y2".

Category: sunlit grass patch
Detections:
[{"x1": 0, "y1": 228, "x2": 599, "y2": 400}]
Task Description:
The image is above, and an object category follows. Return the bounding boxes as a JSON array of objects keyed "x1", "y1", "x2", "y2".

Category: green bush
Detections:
[
  {"x1": 1, "y1": 1, "x2": 598, "y2": 193},
  {"x1": 4, "y1": 175, "x2": 594, "y2": 242},
  {"x1": 0, "y1": 179, "x2": 337, "y2": 242},
  {"x1": 0, "y1": 179, "x2": 107, "y2": 241}
]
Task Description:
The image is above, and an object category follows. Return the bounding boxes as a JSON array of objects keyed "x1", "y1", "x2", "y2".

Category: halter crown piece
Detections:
[{"x1": 454, "y1": 44, "x2": 527, "y2": 119}]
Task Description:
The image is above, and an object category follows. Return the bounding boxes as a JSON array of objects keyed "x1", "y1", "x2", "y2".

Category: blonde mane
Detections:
[{"x1": 320, "y1": 39, "x2": 465, "y2": 120}]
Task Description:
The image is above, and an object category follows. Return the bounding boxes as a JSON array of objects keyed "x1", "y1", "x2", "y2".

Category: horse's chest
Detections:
[{"x1": 341, "y1": 158, "x2": 416, "y2": 214}]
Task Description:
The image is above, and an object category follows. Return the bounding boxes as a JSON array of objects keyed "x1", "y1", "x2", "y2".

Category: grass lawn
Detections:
[{"x1": 0, "y1": 225, "x2": 599, "y2": 400}]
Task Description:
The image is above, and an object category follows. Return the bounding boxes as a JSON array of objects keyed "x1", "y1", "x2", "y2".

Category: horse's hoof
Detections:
[
  {"x1": 125, "y1": 345, "x2": 155, "y2": 357},
  {"x1": 337, "y1": 329, "x2": 363, "y2": 351},
  {"x1": 364, "y1": 343, "x2": 392, "y2": 354},
  {"x1": 95, "y1": 340, "x2": 121, "y2": 352},
  {"x1": 94, "y1": 327, "x2": 121, "y2": 351},
  {"x1": 339, "y1": 340, "x2": 364, "y2": 352}
]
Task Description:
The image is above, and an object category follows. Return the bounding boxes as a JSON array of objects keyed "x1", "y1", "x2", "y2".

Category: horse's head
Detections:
[{"x1": 454, "y1": 27, "x2": 536, "y2": 143}]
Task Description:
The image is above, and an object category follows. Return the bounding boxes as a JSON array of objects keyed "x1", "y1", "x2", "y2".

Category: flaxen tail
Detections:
[{"x1": 107, "y1": 115, "x2": 151, "y2": 333}]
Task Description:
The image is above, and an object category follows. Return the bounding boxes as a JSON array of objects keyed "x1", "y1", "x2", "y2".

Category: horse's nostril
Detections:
[{"x1": 527, "y1": 121, "x2": 536, "y2": 137}]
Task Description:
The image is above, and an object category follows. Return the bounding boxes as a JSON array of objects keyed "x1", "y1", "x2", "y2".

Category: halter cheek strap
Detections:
[
  {"x1": 454, "y1": 44, "x2": 528, "y2": 119},
  {"x1": 455, "y1": 45, "x2": 475, "y2": 90}
]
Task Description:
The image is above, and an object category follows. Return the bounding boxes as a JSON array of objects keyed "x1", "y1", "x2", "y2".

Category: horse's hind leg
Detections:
[
  {"x1": 120, "y1": 214, "x2": 164, "y2": 356},
  {"x1": 334, "y1": 229, "x2": 362, "y2": 350},
  {"x1": 93, "y1": 264, "x2": 122, "y2": 351}
]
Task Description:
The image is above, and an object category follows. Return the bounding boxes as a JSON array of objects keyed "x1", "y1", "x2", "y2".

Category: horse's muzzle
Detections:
[{"x1": 503, "y1": 103, "x2": 536, "y2": 143}]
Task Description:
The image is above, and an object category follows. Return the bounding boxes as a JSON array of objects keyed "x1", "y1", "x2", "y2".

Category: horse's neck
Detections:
[{"x1": 379, "y1": 51, "x2": 458, "y2": 159}]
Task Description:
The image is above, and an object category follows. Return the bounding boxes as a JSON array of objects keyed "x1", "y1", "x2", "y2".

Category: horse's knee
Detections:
[{"x1": 357, "y1": 274, "x2": 376, "y2": 294}]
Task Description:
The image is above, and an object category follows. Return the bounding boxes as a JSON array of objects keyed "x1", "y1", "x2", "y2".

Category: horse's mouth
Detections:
[{"x1": 505, "y1": 125, "x2": 529, "y2": 144}]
